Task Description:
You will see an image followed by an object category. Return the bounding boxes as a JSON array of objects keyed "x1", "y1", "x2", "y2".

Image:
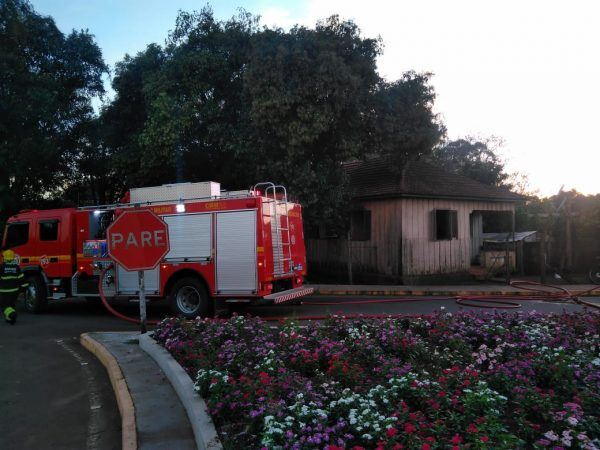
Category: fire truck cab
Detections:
[{"x1": 1, "y1": 181, "x2": 313, "y2": 317}]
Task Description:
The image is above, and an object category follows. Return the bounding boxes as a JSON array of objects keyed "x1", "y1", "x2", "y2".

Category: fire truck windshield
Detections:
[{"x1": 3, "y1": 222, "x2": 29, "y2": 249}]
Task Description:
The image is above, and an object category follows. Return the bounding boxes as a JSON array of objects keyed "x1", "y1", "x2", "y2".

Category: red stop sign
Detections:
[{"x1": 107, "y1": 210, "x2": 170, "y2": 271}]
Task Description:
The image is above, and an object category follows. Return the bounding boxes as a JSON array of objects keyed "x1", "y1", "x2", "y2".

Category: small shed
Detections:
[
  {"x1": 306, "y1": 157, "x2": 526, "y2": 283},
  {"x1": 481, "y1": 231, "x2": 539, "y2": 276}
]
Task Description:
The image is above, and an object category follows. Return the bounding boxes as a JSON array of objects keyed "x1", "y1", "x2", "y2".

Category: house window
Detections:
[
  {"x1": 351, "y1": 210, "x2": 371, "y2": 241},
  {"x1": 39, "y1": 220, "x2": 59, "y2": 241},
  {"x1": 433, "y1": 209, "x2": 458, "y2": 240}
]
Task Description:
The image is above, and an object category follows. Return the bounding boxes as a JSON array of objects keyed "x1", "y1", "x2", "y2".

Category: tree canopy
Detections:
[
  {"x1": 95, "y1": 8, "x2": 444, "y2": 228},
  {"x1": 0, "y1": 0, "x2": 107, "y2": 216},
  {"x1": 430, "y1": 137, "x2": 509, "y2": 187},
  {"x1": 1, "y1": 4, "x2": 445, "y2": 230}
]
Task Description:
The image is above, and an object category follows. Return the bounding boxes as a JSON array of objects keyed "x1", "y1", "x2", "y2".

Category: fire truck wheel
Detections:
[
  {"x1": 24, "y1": 274, "x2": 48, "y2": 313},
  {"x1": 169, "y1": 277, "x2": 212, "y2": 318}
]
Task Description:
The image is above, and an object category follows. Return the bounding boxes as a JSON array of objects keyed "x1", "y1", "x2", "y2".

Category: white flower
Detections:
[
  {"x1": 545, "y1": 430, "x2": 559, "y2": 442},
  {"x1": 567, "y1": 416, "x2": 579, "y2": 426}
]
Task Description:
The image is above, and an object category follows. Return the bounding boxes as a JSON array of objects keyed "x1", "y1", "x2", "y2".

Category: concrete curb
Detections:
[
  {"x1": 80, "y1": 333, "x2": 137, "y2": 450},
  {"x1": 139, "y1": 333, "x2": 222, "y2": 450}
]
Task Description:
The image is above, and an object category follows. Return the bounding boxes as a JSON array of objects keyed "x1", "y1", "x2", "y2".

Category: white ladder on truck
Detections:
[{"x1": 253, "y1": 182, "x2": 293, "y2": 277}]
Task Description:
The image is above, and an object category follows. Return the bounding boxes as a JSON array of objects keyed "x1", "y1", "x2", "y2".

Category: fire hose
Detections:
[
  {"x1": 98, "y1": 264, "x2": 160, "y2": 325},
  {"x1": 300, "y1": 281, "x2": 600, "y2": 312},
  {"x1": 98, "y1": 263, "x2": 600, "y2": 326}
]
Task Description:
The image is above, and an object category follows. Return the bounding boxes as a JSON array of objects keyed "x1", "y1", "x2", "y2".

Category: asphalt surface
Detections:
[
  {"x1": 1, "y1": 294, "x2": 598, "y2": 450},
  {"x1": 0, "y1": 298, "x2": 137, "y2": 450}
]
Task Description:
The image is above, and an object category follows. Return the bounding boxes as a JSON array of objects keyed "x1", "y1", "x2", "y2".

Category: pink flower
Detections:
[
  {"x1": 386, "y1": 427, "x2": 398, "y2": 437},
  {"x1": 404, "y1": 423, "x2": 416, "y2": 434}
]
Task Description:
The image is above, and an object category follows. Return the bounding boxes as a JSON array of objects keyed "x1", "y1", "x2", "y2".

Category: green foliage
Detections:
[
  {"x1": 0, "y1": 0, "x2": 107, "y2": 216},
  {"x1": 430, "y1": 137, "x2": 509, "y2": 187},
  {"x1": 99, "y1": 8, "x2": 443, "y2": 231},
  {"x1": 373, "y1": 72, "x2": 445, "y2": 169},
  {"x1": 517, "y1": 190, "x2": 600, "y2": 271},
  {"x1": 2, "y1": 4, "x2": 444, "y2": 231}
]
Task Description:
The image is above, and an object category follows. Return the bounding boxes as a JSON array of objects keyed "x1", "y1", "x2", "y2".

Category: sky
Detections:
[{"x1": 31, "y1": 0, "x2": 600, "y2": 197}]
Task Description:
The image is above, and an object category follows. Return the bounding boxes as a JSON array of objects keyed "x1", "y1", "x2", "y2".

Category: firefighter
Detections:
[{"x1": 1, "y1": 249, "x2": 28, "y2": 324}]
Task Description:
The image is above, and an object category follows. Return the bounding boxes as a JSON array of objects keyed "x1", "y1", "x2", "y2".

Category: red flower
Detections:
[
  {"x1": 480, "y1": 436, "x2": 490, "y2": 443},
  {"x1": 451, "y1": 434, "x2": 462, "y2": 444},
  {"x1": 438, "y1": 391, "x2": 446, "y2": 398},
  {"x1": 404, "y1": 423, "x2": 416, "y2": 434},
  {"x1": 392, "y1": 445, "x2": 404, "y2": 450},
  {"x1": 386, "y1": 427, "x2": 398, "y2": 437},
  {"x1": 422, "y1": 444, "x2": 431, "y2": 450},
  {"x1": 467, "y1": 423, "x2": 478, "y2": 433},
  {"x1": 258, "y1": 372, "x2": 271, "y2": 386}
]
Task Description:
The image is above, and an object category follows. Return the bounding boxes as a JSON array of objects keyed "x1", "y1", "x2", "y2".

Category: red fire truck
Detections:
[{"x1": 1, "y1": 181, "x2": 313, "y2": 317}]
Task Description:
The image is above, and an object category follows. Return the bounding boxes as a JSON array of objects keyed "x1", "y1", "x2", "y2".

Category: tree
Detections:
[
  {"x1": 90, "y1": 43, "x2": 167, "y2": 201},
  {"x1": 241, "y1": 16, "x2": 383, "y2": 227},
  {"x1": 371, "y1": 72, "x2": 445, "y2": 169},
  {"x1": 430, "y1": 137, "x2": 509, "y2": 187},
  {"x1": 102, "y1": 9, "x2": 443, "y2": 231},
  {"x1": 0, "y1": 0, "x2": 107, "y2": 219}
]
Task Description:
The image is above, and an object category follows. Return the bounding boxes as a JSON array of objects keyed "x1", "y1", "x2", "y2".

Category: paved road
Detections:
[
  {"x1": 1, "y1": 294, "x2": 598, "y2": 450},
  {"x1": 0, "y1": 299, "x2": 138, "y2": 450}
]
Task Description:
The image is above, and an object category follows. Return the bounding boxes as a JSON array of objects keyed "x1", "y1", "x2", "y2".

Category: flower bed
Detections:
[{"x1": 153, "y1": 312, "x2": 600, "y2": 449}]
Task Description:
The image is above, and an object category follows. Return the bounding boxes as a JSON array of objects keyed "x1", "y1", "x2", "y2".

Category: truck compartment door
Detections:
[
  {"x1": 216, "y1": 210, "x2": 257, "y2": 294},
  {"x1": 163, "y1": 213, "x2": 211, "y2": 261},
  {"x1": 116, "y1": 265, "x2": 160, "y2": 294}
]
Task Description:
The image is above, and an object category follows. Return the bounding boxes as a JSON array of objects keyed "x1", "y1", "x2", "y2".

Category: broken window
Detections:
[
  {"x1": 433, "y1": 209, "x2": 458, "y2": 240},
  {"x1": 351, "y1": 210, "x2": 371, "y2": 241}
]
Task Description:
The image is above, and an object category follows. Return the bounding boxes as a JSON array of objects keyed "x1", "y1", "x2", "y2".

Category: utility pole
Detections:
[
  {"x1": 347, "y1": 231, "x2": 353, "y2": 285},
  {"x1": 565, "y1": 197, "x2": 573, "y2": 270}
]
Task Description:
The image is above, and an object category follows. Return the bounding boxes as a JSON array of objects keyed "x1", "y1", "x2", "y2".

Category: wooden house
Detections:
[{"x1": 306, "y1": 158, "x2": 526, "y2": 283}]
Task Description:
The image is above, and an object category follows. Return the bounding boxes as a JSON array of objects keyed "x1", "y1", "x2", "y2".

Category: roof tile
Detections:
[{"x1": 345, "y1": 157, "x2": 525, "y2": 202}]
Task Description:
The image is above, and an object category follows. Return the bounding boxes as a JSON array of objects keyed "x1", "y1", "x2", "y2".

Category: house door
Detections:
[{"x1": 470, "y1": 213, "x2": 483, "y2": 264}]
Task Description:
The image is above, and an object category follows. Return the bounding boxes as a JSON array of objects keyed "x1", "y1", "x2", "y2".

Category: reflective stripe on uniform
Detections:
[
  {"x1": 0, "y1": 287, "x2": 20, "y2": 293},
  {"x1": 1, "y1": 275, "x2": 21, "y2": 280},
  {"x1": 4, "y1": 306, "x2": 16, "y2": 320}
]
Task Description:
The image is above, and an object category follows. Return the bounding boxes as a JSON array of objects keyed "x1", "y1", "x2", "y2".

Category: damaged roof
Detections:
[{"x1": 345, "y1": 157, "x2": 526, "y2": 202}]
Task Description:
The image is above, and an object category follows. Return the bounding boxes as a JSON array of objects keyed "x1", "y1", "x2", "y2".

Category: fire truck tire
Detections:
[
  {"x1": 24, "y1": 274, "x2": 48, "y2": 313},
  {"x1": 169, "y1": 277, "x2": 213, "y2": 318}
]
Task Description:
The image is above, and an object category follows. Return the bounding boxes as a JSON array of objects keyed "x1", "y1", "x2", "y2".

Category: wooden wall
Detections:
[
  {"x1": 401, "y1": 199, "x2": 514, "y2": 277},
  {"x1": 306, "y1": 198, "x2": 515, "y2": 281}
]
